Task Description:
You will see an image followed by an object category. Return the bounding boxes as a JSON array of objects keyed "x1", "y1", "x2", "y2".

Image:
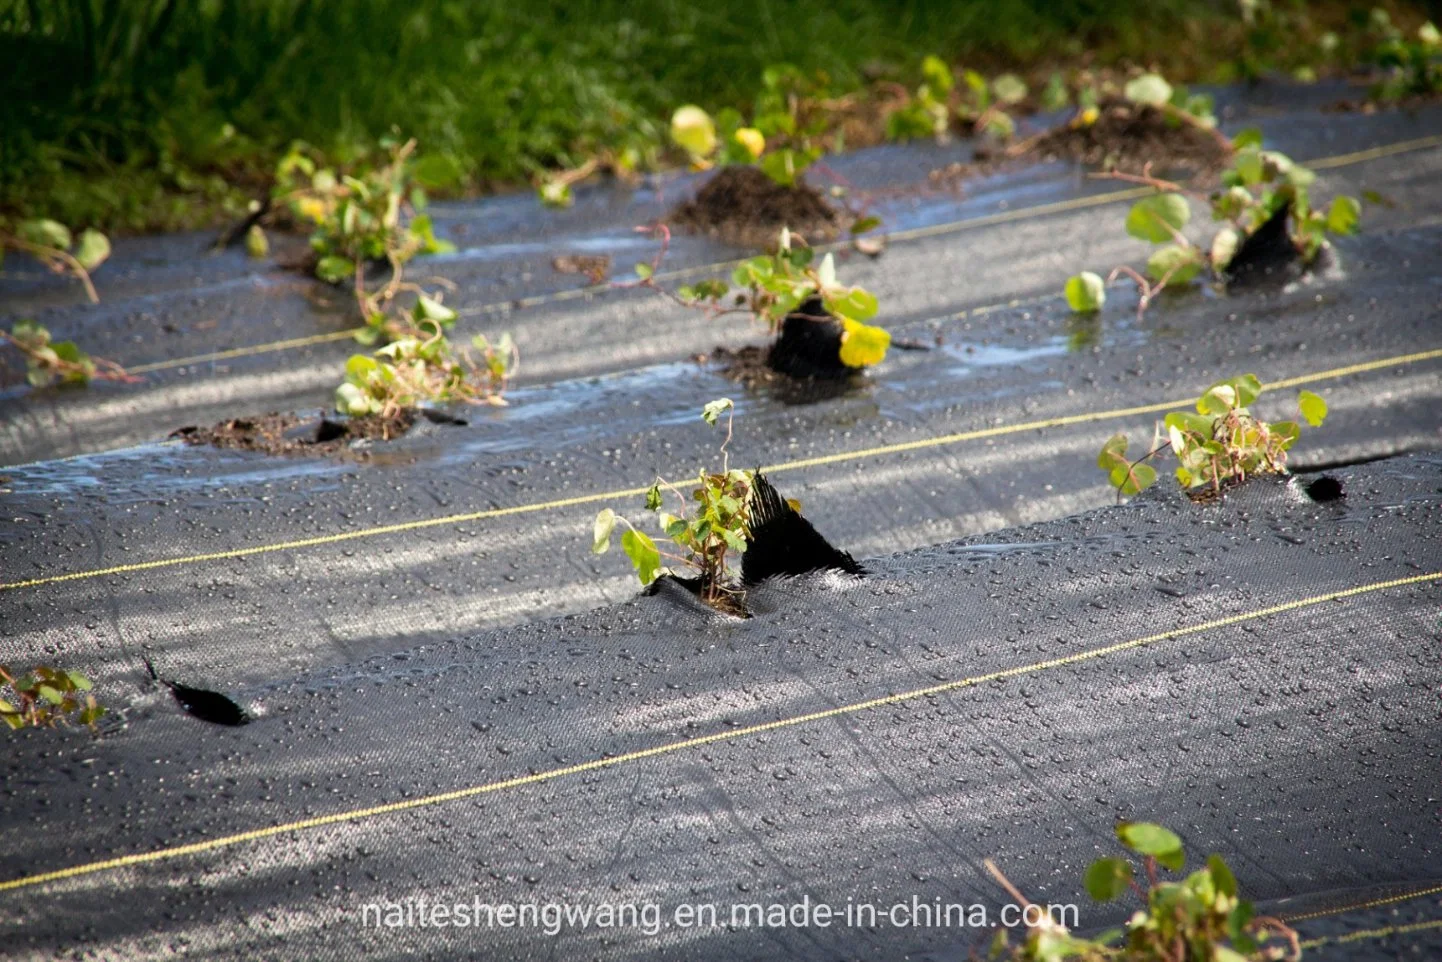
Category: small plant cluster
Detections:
[
  {"x1": 2, "y1": 320, "x2": 134, "y2": 388},
  {"x1": 634, "y1": 227, "x2": 890, "y2": 369},
  {"x1": 593, "y1": 399, "x2": 754, "y2": 609},
  {"x1": 1098, "y1": 374, "x2": 1328, "y2": 499},
  {"x1": 988, "y1": 822, "x2": 1299, "y2": 961},
  {"x1": 1365, "y1": 9, "x2": 1441, "y2": 102},
  {"x1": 1, "y1": 665, "x2": 105, "y2": 731},
  {"x1": 271, "y1": 137, "x2": 457, "y2": 331},
  {"x1": 541, "y1": 65, "x2": 847, "y2": 205},
  {"x1": 0, "y1": 217, "x2": 111, "y2": 303},
  {"x1": 336, "y1": 324, "x2": 517, "y2": 422},
  {"x1": 887, "y1": 62, "x2": 1217, "y2": 145},
  {"x1": 264, "y1": 137, "x2": 516, "y2": 422},
  {"x1": 1064, "y1": 133, "x2": 1360, "y2": 316}
]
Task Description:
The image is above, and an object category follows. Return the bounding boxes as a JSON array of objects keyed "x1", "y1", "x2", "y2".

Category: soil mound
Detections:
[
  {"x1": 1023, "y1": 98, "x2": 1234, "y2": 176},
  {"x1": 670, "y1": 165, "x2": 842, "y2": 246}
]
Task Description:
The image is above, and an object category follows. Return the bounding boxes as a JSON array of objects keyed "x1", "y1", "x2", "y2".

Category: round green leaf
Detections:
[
  {"x1": 1146, "y1": 244, "x2": 1204, "y2": 284},
  {"x1": 1126, "y1": 194, "x2": 1191, "y2": 243},
  {"x1": 992, "y1": 73, "x2": 1028, "y2": 104},
  {"x1": 621, "y1": 528, "x2": 662, "y2": 585},
  {"x1": 671, "y1": 105, "x2": 717, "y2": 159},
  {"x1": 1124, "y1": 73, "x2": 1174, "y2": 106},
  {"x1": 74, "y1": 229, "x2": 111, "y2": 271},
  {"x1": 592, "y1": 508, "x2": 617, "y2": 554},
  {"x1": 1084, "y1": 857, "x2": 1133, "y2": 902},
  {"x1": 1326, "y1": 195, "x2": 1361, "y2": 235},
  {"x1": 1064, "y1": 271, "x2": 1106, "y2": 313},
  {"x1": 1116, "y1": 822, "x2": 1184, "y2": 870},
  {"x1": 1298, "y1": 390, "x2": 1328, "y2": 427}
]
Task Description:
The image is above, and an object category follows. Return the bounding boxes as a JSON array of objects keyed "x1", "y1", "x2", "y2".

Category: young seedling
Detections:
[
  {"x1": 1098, "y1": 374, "x2": 1328, "y2": 500},
  {"x1": 1, "y1": 218, "x2": 111, "y2": 303},
  {"x1": 271, "y1": 137, "x2": 456, "y2": 338},
  {"x1": 2, "y1": 320, "x2": 135, "y2": 387},
  {"x1": 1064, "y1": 132, "x2": 1360, "y2": 317},
  {"x1": 1, "y1": 665, "x2": 105, "y2": 731},
  {"x1": 628, "y1": 226, "x2": 891, "y2": 370},
  {"x1": 668, "y1": 101, "x2": 820, "y2": 189},
  {"x1": 887, "y1": 56, "x2": 1027, "y2": 141},
  {"x1": 335, "y1": 326, "x2": 517, "y2": 426},
  {"x1": 986, "y1": 822, "x2": 1300, "y2": 961},
  {"x1": 593, "y1": 398, "x2": 755, "y2": 610},
  {"x1": 1365, "y1": 10, "x2": 1442, "y2": 102}
]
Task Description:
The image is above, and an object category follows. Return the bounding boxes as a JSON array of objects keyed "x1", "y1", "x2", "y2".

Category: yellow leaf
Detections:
[
  {"x1": 838, "y1": 317, "x2": 891, "y2": 368},
  {"x1": 734, "y1": 128, "x2": 765, "y2": 159}
]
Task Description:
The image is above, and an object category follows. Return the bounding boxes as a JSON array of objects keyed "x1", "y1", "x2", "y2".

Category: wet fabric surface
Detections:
[{"x1": 1, "y1": 455, "x2": 1439, "y2": 959}]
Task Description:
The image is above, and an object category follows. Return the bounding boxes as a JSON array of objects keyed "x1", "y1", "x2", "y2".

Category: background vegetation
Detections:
[{"x1": 1, "y1": 0, "x2": 1432, "y2": 231}]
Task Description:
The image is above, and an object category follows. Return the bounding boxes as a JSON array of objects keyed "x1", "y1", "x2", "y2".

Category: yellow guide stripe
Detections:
[
  {"x1": 1300, "y1": 917, "x2": 1442, "y2": 951},
  {"x1": 4, "y1": 346, "x2": 1439, "y2": 593},
  {"x1": 121, "y1": 134, "x2": 1442, "y2": 374},
  {"x1": 0, "y1": 570, "x2": 1436, "y2": 895},
  {"x1": 1284, "y1": 882, "x2": 1442, "y2": 923}
]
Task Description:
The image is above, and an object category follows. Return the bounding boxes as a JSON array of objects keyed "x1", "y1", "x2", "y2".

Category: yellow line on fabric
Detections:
[
  {"x1": 126, "y1": 330, "x2": 359, "y2": 374},
  {"x1": 119, "y1": 134, "x2": 1442, "y2": 373},
  {"x1": 1305, "y1": 132, "x2": 1442, "y2": 171},
  {"x1": 1284, "y1": 883, "x2": 1442, "y2": 923},
  {"x1": 4, "y1": 346, "x2": 1440, "y2": 593},
  {"x1": 1300, "y1": 918, "x2": 1442, "y2": 951},
  {"x1": 0, "y1": 570, "x2": 1436, "y2": 895}
]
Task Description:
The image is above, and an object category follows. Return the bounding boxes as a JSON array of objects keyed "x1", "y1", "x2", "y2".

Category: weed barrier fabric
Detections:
[
  {"x1": 2, "y1": 454, "x2": 1440, "y2": 960},
  {"x1": 3, "y1": 96, "x2": 1442, "y2": 464},
  {"x1": 2, "y1": 212, "x2": 1440, "y2": 703}
]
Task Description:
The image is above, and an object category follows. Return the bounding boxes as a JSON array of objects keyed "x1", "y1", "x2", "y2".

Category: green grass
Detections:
[{"x1": 0, "y1": 0, "x2": 1428, "y2": 232}]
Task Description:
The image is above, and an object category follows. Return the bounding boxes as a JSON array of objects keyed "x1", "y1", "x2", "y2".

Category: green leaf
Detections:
[
  {"x1": 1084, "y1": 857, "x2": 1133, "y2": 902},
  {"x1": 315, "y1": 255, "x2": 355, "y2": 284},
  {"x1": 592, "y1": 509, "x2": 617, "y2": 554},
  {"x1": 992, "y1": 73, "x2": 1028, "y2": 104},
  {"x1": 37, "y1": 684, "x2": 63, "y2": 706},
  {"x1": 411, "y1": 154, "x2": 463, "y2": 190},
  {"x1": 1232, "y1": 127, "x2": 1264, "y2": 150},
  {"x1": 415, "y1": 295, "x2": 457, "y2": 325},
  {"x1": 1124, "y1": 73, "x2": 1174, "y2": 106},
  {"x1": 1126, "y1": 194, "x2": 1191, "y2": 243},
  {"x1": 759, "y1": 149, "x2": 805, "y2": 188},
  {"x1": 634, "y1": 262, "x2": 654, "y2": 280},
  {"x1": 921, "y1": 55, "x2": 954, "y2": 93},
  {"x1": 19, "y1": 219, "x2": 72, "y2": 250},
  {"x1": 850, "y1": 215, "x2": 882, "y2": 235},
  {"x1": 1116, "y1": 822, "x2": 1184, "y2": 870},
  {"x1": 1146, "y1": 244, "x2": 1204, "y2": 284},
  {"x1": 1115, "y1": 462, "x2": 1157, "y2": 496},
  {"x1": 1298, "y1": 390, "x2": 1328, "y2": 427},
  {"x1": 1210, "y1": 227, "x2": 1240, "y2": 271},
  {"x1": 671, "y1": 105, "x2": 717, "y2": 159},
  {"x1": 621, "y1": 528, "x2": 662, "y2": 585},
  {"x1": 1064, "y1": 271, "x2": 1106, "y2": 313},
  {"x1": 1098, "y1": 434, "x2": 1129, "y2": 470},
  {"x1": 1208, "y1": 854, "x2": 1238, "y2": 898},
  {"x1": 245, "y1": 224, "x2": 269, "y2": 259},
  {"x1": 74, "y1": 229, "x2": 111, "y2": 271},
  {"x1": 1326, "y1": 195, "x2": 1361, "y2": 235},
  {"x1": 65, "y1": 671, "x2": 93, "y2": 691},
  {"x1": 644, "y1": 482, "x2": 663, "y2": 511},
  {"x1": 825, "y1": 287, "x2": 879, "y2": 322},
  {"x1": 334, "y1": 382, "x2": 375, "y2": 416},
  {"x1": 701, "y1": 398, "x2": 734, "y2": 426}
]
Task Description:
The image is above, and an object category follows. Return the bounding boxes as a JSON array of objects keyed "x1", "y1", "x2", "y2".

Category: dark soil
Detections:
[
  {"x1": 669, "y1": 165, "x2": 843, "y2": 247},
  {"x1": 650, "y1": 575, "x2": 750, "y2": 618},
  {"x1": 171, "y1": 410, "x2": 418, "y2": 457},
  {"x1": 931, "y1": 98, "x2": 1234, "y2": 186},
  {"x1": 1021, "y1": 98, "x2": 1234, "y2": 177}
]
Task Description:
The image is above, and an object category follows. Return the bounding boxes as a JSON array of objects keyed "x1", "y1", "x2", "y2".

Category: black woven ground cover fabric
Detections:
[{"x1": 2, "y1": 453, "x2": 1438, "y2": 959}]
